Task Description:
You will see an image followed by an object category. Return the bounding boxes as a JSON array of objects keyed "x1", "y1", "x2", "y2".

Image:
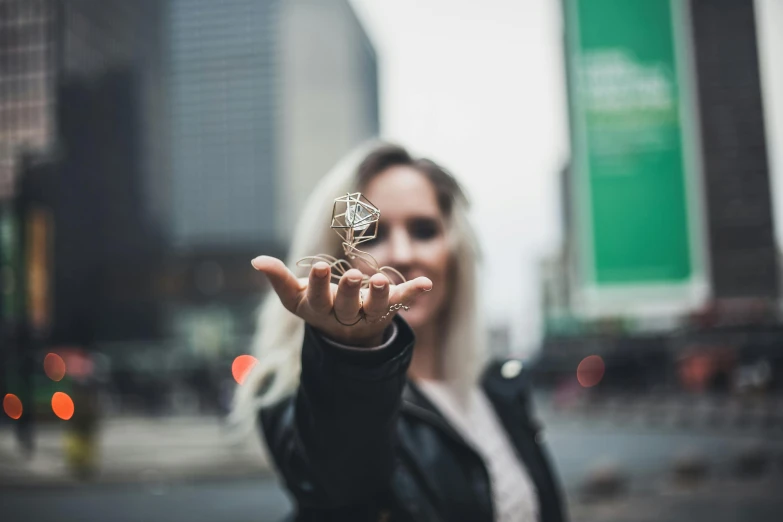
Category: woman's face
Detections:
[{"x1": 359, "y1": 165, "x2": 451, "y2": 330}]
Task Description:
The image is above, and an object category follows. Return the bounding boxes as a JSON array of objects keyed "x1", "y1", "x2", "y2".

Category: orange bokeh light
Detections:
[
  {"x1": 44, "y1": 353, "x2": 66, "y2": 381},
  {"x1": 577, "y1": 355, "x2": 605, "y2": 388},
  {"x1": 3, "y1": 394, "x2": 23, "y2": 420},
  {"x1": 52, "y1": 392, "x2": 74, "y2": 420},
  {"x1": 232, "y1": 355, "x2": 258, "y2": 385}
]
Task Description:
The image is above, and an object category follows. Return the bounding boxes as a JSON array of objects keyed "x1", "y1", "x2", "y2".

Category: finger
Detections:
[
  {"x1": 362, "y1": 273, "x2": 390, "y2": 320},
  {"x1": 390, "y1": 276, "x2": 433, "y2": 307},
  {"x1": 333, "y1": 269, "x2": 364, "y2": 323},
  {"x1": 306, "y1": 262, "x2": 332, "y2": 313},
  {"x1": 251, "y1": 256, "x2": 304, "y2": 312}
]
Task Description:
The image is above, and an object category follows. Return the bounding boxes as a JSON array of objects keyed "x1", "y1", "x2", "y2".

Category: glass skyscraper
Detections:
[
  {"x1": 167, "y1": 0, "x2": 280, "y2": 248},
  {"x1": 165, "y1": 0, "x2": 380, "y2": 248}
]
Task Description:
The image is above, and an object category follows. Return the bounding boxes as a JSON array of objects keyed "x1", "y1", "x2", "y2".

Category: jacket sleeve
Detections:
[{"x1": 259, "y1": 316, "x2": 415, "y2": 508}]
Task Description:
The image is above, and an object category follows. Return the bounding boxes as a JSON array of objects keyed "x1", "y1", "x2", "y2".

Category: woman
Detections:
[{"x1": 236, "y1": 143, "x2": 566, "y2": 521}]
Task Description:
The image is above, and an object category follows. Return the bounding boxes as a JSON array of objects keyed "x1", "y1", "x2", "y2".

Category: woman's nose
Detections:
[{"x1": 388, "y1": 229, "x2": 414, "y2": 266}]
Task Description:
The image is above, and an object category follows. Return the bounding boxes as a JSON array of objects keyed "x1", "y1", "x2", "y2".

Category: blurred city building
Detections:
[
  {"x1": 166, "y1": 0, "x2": 279, "y2": 248},
  {"x1": 690, "y1": 0, "x2": 778, "y2": 300},
  {"x1": 0, "y1": 0, "x2": 379, "y2": 416},
  {"x1": 538, "y1": 0, "x2": 783, "y2": 395},
  {"x1": 162, "y1": 0, "x2": 378, "y2": 395},
  {"x1": 276, "y1": 0, "x2": 380, "y2": 239},
  {"x1": 54, "y1": 0, "x2": 167, "y2": 344},
  {"x1": 166, "y1": 0, "x2": 378, "y2": 247},
  {"x1": 0, "y1": 0, "x2": 58, "y2": 442},
  {"x1": 0, "y1": 0, "x2": 56, "y2": 193}
]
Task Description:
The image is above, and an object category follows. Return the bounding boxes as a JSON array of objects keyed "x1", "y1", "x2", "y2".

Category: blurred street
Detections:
[
  {"x1": 1, "y1": 473, "x2": 781, "y2": 522},
  {"x1": 1, "y1": 396, "x2": 782, "y2": 521},
  {"x1": 570, "y1": 476, "x2": 782, "y2": 522},
  {"x1": 0, "y1": 477, "x2": 293, "y2": 522},
  {"x1": 0, "y1": 416, "x2": 267, "y2": 487}
]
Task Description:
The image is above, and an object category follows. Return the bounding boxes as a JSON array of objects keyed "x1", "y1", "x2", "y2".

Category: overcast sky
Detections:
[{"x1": 349, "y1": 0, "x2": 783, "y2": 354}]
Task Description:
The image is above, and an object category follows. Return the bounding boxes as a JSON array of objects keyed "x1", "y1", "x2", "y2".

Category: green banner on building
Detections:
[{"x1": 565, "y1": 0, "x2": 707, "y2": 316}]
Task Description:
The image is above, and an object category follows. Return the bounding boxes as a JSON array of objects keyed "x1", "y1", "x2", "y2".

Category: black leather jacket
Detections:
[{"x1": 259, "y1": 317, "x2": 567, "y2": 522}]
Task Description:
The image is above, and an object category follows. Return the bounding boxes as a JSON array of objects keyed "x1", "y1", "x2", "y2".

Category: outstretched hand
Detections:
[{"x1": 251, "y1": 256, "x2": 432, "y2": 347}]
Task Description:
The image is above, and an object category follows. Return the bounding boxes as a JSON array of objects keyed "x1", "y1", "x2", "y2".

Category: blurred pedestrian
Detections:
[
  {"x1": 62, "y1": 324, "x2": 101, "y2": 480},
  {"x1": 235, "y1": 143, "x2": 566, "y2": 521},
  {"x1": 63, "y1": 348, "x2": 100, "y2": 480}
]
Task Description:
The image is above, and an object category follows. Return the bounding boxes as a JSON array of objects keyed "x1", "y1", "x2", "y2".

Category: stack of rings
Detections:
[{"x1": 333, "y1": 298, "x2": 410, "y2": 327}]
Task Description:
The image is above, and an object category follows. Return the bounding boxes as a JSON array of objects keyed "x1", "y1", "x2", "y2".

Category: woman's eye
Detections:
[{"x1": 409, "y1": 219, "x2": 439, "y2": 240}]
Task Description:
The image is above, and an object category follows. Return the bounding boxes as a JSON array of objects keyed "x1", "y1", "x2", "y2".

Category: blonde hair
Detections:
[{"x1": 230, "y1": 141, "x2": 486, "y2": 430}]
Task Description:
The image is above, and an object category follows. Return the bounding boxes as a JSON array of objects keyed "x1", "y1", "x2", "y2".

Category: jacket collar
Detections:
[
  {"x1": 401, "y1": 380, "x2": 469, "y2": 448},
  {"x1": 481, "y1": 361, "x2": 566, "y2": 522},
  {"x1": 400, "y1": 363, "x2": 564, "y2": 522},
  {"x1": 401, "y1": 375, "x2": 536, "y2": 455},
  {"x1": 400, "y1": 379, "x2": 495, "y2": 522}
]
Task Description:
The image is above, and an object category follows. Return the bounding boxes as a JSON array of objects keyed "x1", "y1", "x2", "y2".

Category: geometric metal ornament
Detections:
[
  {"x1": 330, "y1": 192, "x2": 380, "y2": 249},
  {"x1": 297, "y1": 192, "x2": 406, "y2": 287}
]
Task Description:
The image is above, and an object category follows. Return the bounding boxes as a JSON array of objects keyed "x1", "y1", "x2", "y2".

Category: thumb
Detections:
[
  {"x1": 251, "y1": 256, "x2": 303, "y2": 312},
  {"x1": 393, "y1": 276, "x2": 433, "y2": 306}
]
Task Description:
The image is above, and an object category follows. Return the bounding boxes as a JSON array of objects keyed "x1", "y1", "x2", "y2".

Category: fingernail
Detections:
[
  {"x1": 423, "y1": 287, "x2": 432, "y2": 292},
  {"x1": 251, "y1": 256, "x2": 265, "y2": 269},
  {"x1": 372, "y1": 282, "x2": 386, "y2": 290},
  {"x1": 347, "y1": 277, "x2": 361, "y2": 286}
]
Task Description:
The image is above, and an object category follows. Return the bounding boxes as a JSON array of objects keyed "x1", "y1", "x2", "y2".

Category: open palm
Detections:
[{"x1": 251, "y1": 256, "x2": 432, "y2": 346}]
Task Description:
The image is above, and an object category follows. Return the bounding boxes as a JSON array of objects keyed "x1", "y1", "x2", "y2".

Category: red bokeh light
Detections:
[
  {"x1": 52, "y1": 392, "x2": 74, "y2": 420},
  {"x1": 577, "y1": 355, "x2": 605, "y2": 388},
  {"x1": 3, "y1": 394, "x2": 23, "y2": 420},
  {"x1": 44, "y1": 353, "x2": 66, "y2": 381},
  {"x1": 232, "y1": 355, "x2": 259, "y2": 385}
]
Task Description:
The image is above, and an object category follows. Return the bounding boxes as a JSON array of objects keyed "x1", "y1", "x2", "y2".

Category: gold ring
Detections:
[{"x1": 333, "y1": 296, "x2": 365, "y2": 326}]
